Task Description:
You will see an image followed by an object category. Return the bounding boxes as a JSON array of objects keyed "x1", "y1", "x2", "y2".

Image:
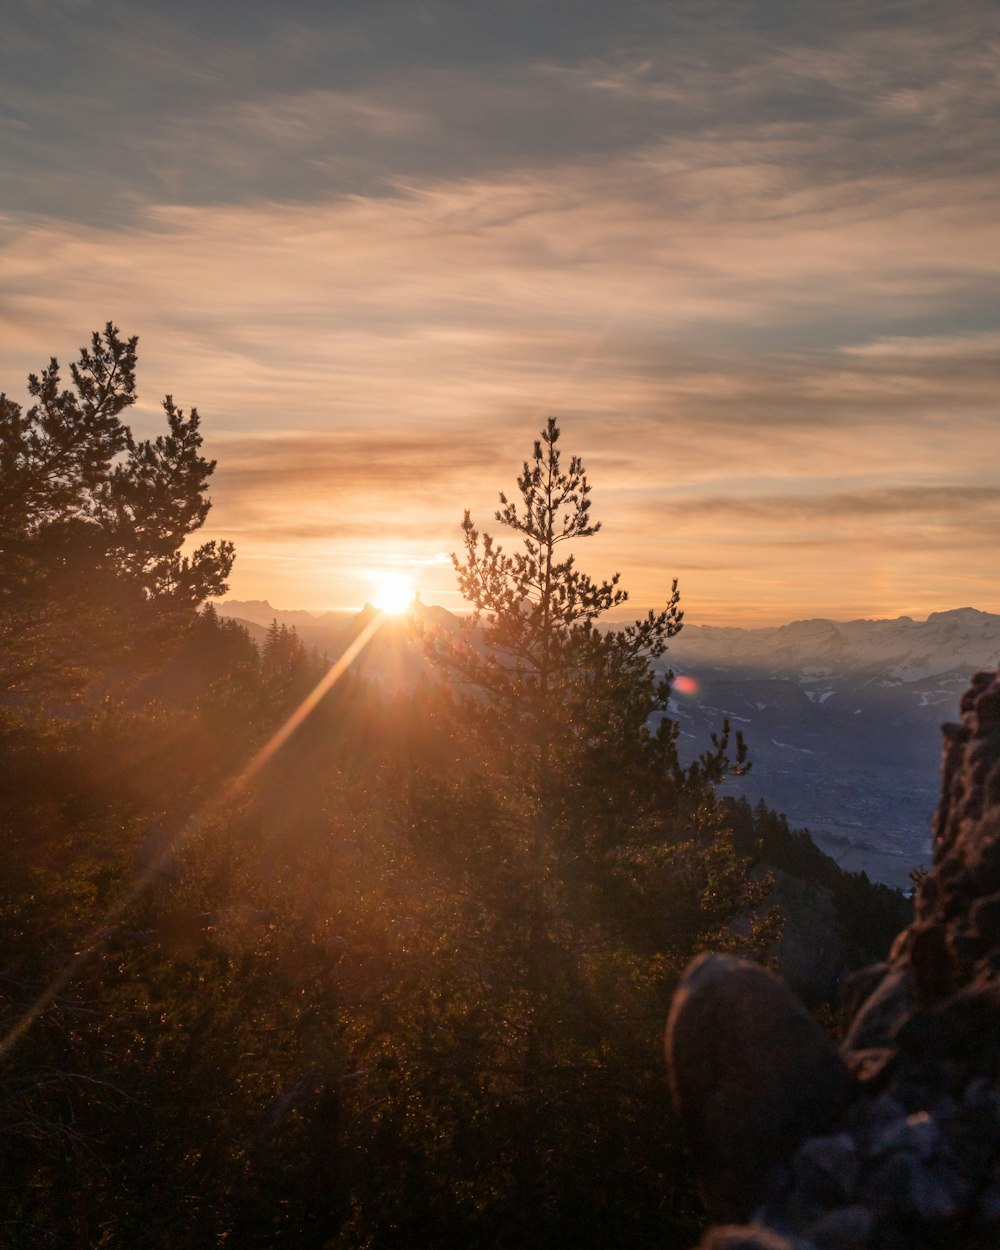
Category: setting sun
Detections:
[{"x1": 372, "y1": 571, "x2": 415, "y2": 615}]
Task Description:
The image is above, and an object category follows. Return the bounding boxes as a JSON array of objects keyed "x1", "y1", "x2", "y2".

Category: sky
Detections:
[{"x1": 2, "y1": 0, "x2": 999, "y2": 627}]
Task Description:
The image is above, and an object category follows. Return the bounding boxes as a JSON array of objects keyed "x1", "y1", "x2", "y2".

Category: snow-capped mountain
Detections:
[{"x1": 667, "y1": 607, "x2": 1000, "y2": 683}]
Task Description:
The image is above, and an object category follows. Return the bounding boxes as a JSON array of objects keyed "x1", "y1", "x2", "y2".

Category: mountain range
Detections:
[
  {"x1": 216, "y1": 597, "x2": 457, "y2": 652},
  {"x1": 666, "y1": 607, "x2": 1000, "y2": 683}
]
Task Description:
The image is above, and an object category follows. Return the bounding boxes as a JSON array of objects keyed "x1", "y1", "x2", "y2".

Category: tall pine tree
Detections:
[
  {"x1": 404, "y1": 419, "x2": 773, "y2": 1245},
  {"x1": 0, "y1": 324, "x2": 234, "y2": 693},
  {"x1": 434, "y1": 416, "x2": 757, "y2": 937}
]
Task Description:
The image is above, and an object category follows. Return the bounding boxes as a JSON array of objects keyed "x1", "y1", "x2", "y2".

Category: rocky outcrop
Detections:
[{"x1": 666, "y1": 669, "x2": 1000, "y2": 1249}]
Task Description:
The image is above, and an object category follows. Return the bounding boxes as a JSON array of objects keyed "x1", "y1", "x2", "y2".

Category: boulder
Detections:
[{"x1": 666, "y1": 952, "x2": 852, "y2": 1221}]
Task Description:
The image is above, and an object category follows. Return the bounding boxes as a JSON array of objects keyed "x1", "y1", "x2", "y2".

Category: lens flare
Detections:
[{"x1": 673, "y1": 674, "x2": 700, "y2": 697}]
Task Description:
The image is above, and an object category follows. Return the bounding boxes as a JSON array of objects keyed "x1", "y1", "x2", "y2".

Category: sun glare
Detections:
[{"x1": 372, "y1": 571, "x2": 415, "y2": 615}]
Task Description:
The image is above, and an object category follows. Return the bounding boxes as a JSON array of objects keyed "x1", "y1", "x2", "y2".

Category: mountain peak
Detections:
[
  {"x1": 670, "y1": 606, "x2": 1000, "y2": 682},
  {"x1": 926, "y1": 607, "x2": 988, "y2": 623}
]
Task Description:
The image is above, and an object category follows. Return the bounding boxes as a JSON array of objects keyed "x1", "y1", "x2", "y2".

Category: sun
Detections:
[{"x1": 372, "y1": 571, "x2": 415, "y2": 615}]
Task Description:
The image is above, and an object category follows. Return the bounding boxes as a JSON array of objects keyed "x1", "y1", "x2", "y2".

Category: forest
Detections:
[{"x1": 0, "y1": 327, "x2": 908, "y2": 1248}]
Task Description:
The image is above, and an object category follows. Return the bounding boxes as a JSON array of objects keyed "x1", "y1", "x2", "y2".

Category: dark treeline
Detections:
[{"x1": 1, "y1": 329, "x2": 906, "y2": 1248}]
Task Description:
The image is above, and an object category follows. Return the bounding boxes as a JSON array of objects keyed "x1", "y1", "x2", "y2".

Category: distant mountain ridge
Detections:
[
  {"x1": 215, "y1": 597, "x2": 458, "y2": 657},
  {"x1": 220, "y1": 600, "x2": 1000, "y2": 685},
  {"x1": 216, "y1": 599, "x2": 357, "y2": 650},
  {"x1": 217, "y1": 598, "x2": 357, "y2": 625},
  {"x1": 669, "y1": 607, "x2": 1000, "y2": 683}
]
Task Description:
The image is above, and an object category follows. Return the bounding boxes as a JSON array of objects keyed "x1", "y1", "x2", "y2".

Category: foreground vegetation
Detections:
[{"x1": 0, "y1": 329, "x2": 905, "y2": 1247}]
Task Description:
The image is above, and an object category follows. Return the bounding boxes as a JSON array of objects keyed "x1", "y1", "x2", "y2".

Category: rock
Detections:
[
  {"x1": 907, "y1": 1162, "x2": 968, "y2": 1222},
  {"x1": 698, "y1": 1225, "x2": 800, "y2": 1250},
  {"x1": 860, "y1": 1151, "x2": 921, "y2": 1219},
  {"x1": 792, "y1": 1134, "x2": 859, "y2": 1206},
  {"x1": 807, "y1": 1205, "x2": 873, "y2": 1249},
  {"x1": 840, "y1": 966, "x2": 913, "y2": 1054},
  {"x1": 842, "y1": 1048, "x2": 895, "y2": 1085},
  {"x1": 946, "y1": 1098, "x2": 1000, "y2": 1186},
  {"x1": 868, "y1": 1111, "x2": 939, "y2": 1161},
  {"x1": 840, "y1": 963, "x2": 890, "y2": 1022},
  {"x1": 853, "y1": 1092, "x2": 907, "y2": 1156},
  {"x1": 666, "y1": 953, "x2": 853, "y2": 1222},
  {"x1": 970, "y1": 891, "x2": 1000, "y2": 944},
  {"x1": 908, "y1": 923, "x2": 954, "y2": 1000},
  {"x1": 894, "y1": 979, "x2": 1000, "y2": 1065},
  {"x1": 978, "y1": 1163, "x2": 1000, "y2": 1219}
]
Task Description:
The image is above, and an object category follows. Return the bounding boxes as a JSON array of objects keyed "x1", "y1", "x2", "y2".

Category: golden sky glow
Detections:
[{"x1": 2, "y1": 1, "x2": 999, "y2": 626}]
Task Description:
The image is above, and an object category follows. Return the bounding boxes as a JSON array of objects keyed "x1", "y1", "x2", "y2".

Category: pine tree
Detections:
[
  {"x1": 436, "y1": 416, "x2": 751, "y2": 898},
  {"x1": 0, "y1": 324, "x2": 234, "y2": 693},
  {"x1": 410, "y1": 419, "x2": 771, "y2": 1241},
  {"x1": 446, "y1": 417, "x2": 680, "y2": 775},
  {"x1": 262, "y1": 619, "x2": 283, "y2": 670}
]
